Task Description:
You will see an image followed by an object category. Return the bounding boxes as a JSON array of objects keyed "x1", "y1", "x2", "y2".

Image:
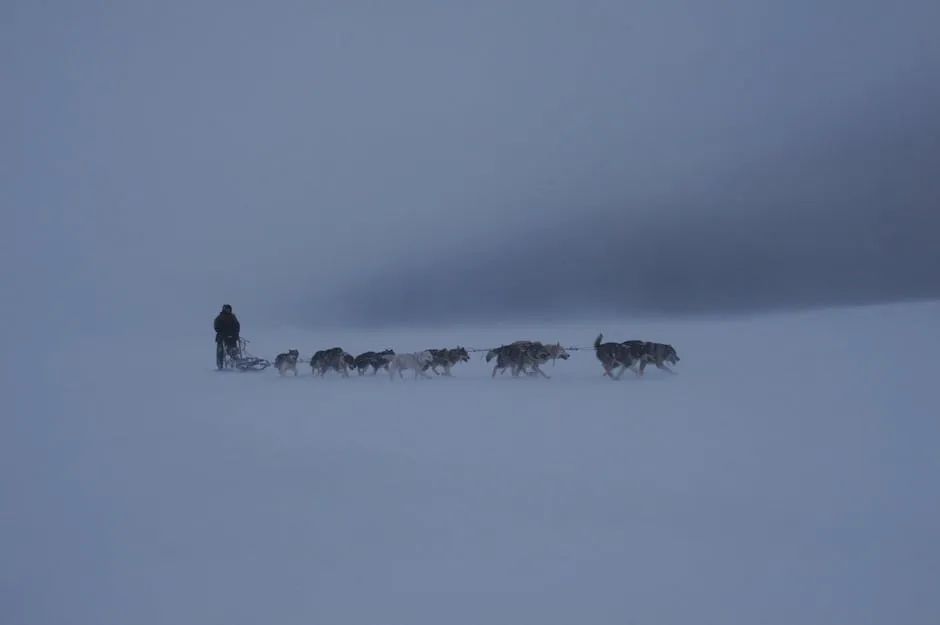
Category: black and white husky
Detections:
[
  {"x1": 634, "y1": 340, "x2": 680, "y2": 375},
  {"x1": 593, "y1": 334, "x2": 680, "y2": 379},
  {"x1": 353, "y1": 349, "x2": 395, "y2": 375}
]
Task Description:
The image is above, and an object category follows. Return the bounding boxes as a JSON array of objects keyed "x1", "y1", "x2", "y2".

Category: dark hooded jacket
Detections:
[{"x1": 214, "y1": 310, "x2": 240, "y2": 341}]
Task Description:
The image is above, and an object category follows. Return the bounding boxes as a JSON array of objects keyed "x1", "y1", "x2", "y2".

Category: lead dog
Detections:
[
  {"x1": 635, "y1": 341, "x2": 680, "y2": 375},
  {"x1": 593, "y1": 334, "x2": 680, "y2": 379},
  {"x1": 274, "y1": 349, "x2": 301, "y2": 376},
  {"x1": 593, "y1": 334, "x2": 645, "y2": 379},
  {"x1": 387, "y1": 350, "x2": 434, "y2": 380}
]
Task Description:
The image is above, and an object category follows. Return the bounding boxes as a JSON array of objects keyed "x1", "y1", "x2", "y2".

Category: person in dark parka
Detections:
[{"x1": 214, "y1": 304, "x2": 241, "y2": 369}]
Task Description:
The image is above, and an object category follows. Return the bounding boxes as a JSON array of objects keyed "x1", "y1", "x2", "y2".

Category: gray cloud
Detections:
[
  {"x1": 3, "y1": 0, "x2": 939, "y2": 337},
  {"x1": 338, "y1": 76, "x2": 940, "y2": 326},
  {"x1": 327, "y1": 0, "x2": 940, "y2": 326}
]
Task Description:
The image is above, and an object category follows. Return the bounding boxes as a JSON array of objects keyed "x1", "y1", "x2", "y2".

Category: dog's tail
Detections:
[
  {"x1": 485, "y1": 349, "x2": 498, "y2": 363},
  {"x1": 594, "y1": 333, "x2": 603, "y2": 350}
]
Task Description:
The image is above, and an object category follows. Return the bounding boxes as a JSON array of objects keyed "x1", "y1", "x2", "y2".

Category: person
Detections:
[{"x1": 214, "y1": 304, "x2": 241, "y2": 369}]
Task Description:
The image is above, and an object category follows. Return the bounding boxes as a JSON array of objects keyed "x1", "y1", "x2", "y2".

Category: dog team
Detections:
[
  {"x1": 272, "y1": 346, "x2": 471, "y2": 380},
  {"x1": 271, "y1": 335, "x2": 679, "y2": 380}
]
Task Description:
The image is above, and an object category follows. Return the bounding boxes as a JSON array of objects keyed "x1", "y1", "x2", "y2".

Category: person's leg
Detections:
[{"x1": 216, "y1": 340, "x2": 225, "y2": 369}]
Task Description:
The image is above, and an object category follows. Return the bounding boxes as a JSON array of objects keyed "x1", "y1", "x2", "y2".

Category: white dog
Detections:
[{"x1": 386, "y1": 350, "x2": 434, "y2": 380}]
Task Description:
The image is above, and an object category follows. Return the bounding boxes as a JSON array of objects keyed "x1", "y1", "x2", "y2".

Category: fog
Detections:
[
  {"x1": 4, "y1": 0, "x2": 940, "y2": 337},
  {"x1": 4, "y1": 4, "x2": 940, "y2": 622}
]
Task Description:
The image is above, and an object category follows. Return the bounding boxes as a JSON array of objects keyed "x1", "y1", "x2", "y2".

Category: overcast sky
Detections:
[{"x1": 4, "y1": 0, "x2": 939, "y2": 336}]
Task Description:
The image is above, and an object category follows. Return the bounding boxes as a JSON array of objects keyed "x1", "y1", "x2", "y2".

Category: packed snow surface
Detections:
[{"x1": 3, "y1": 302, "x2": 939, "y2": 625}]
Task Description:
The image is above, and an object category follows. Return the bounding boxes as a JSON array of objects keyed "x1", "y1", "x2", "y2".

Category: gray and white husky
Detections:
[{"x1": 387, "y1": 350, "x2": 435, "y2": 380}]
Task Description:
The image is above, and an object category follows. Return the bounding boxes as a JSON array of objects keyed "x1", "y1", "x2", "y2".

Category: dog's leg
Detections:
[
  {"x1": 614, "y1": 363, "x2": 629, "y2": 380},
  {"x1": 612, "y1": 358, "x2": 632, "y2": 380},
  {"x1": 656, "y1": 362, "x2": 677, "y2": 374},
  {"x1": 534, "y1": 364, "x2": 551, "y2": 379}
]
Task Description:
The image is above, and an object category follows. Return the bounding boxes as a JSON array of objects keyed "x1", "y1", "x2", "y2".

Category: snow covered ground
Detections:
[{"x1": 3, "y1": 301, "x2": 940, "y2": 625}]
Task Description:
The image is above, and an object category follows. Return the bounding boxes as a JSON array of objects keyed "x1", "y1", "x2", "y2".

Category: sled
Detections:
[{"x1": 220, "y1": 338, "x2": 271, "y2": 372}]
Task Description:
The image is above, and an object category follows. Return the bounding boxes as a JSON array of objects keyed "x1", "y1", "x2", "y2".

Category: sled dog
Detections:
[
  {"x1": 423, "y1": 347, "x2": 471, "y2": 376},
  {"x1": 593, "y1": 334, "x2": 645, "y2": 379},
  {"x1": 636, "y1": 341, "x2": 680, "y2": 375},
  {"x1": 388, "y1": 351, "x2": 434, "y2": 380},
  {"x1": 354, "y1": 349, "x2": 395, "y2": 375},
  {"x1": 485, "y1": 341, "x2": 569, "y2": 378},
  {"x1": 593, "y1": 334, "x2": 680, "y2": 379},
  {"x1": 310, "y1": 347, "x2": 353, "y2": 377},
  {"x1": 274, "y1": 349, "x2": 300, "y2": 376}
]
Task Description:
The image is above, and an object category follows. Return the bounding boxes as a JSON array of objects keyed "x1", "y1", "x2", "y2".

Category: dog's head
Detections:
[
  {"x1": 416, "y1": 350, "x2": 434, "y2": 365},
  {"x1": 280, "y1": 349, "x2": 299, "y2": 363},
  {"x1": 451, "y1": 347, "x2": 470, "y2": 363},
  {"x1": 379, "y1": 348, "x2": 395, "y2": 356},
  {"x1": 343, "y1": 352, "x2": 355, "y2": 367},
  {"x1": 529, "y1": 347, "x2": 551, "y2": 363},
  {"x1": 552, "y1": 342, "x2": 570, "y2": 360},
  {"x1": 664, "y1": 345, "x2": 679, "y2": 364}
]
